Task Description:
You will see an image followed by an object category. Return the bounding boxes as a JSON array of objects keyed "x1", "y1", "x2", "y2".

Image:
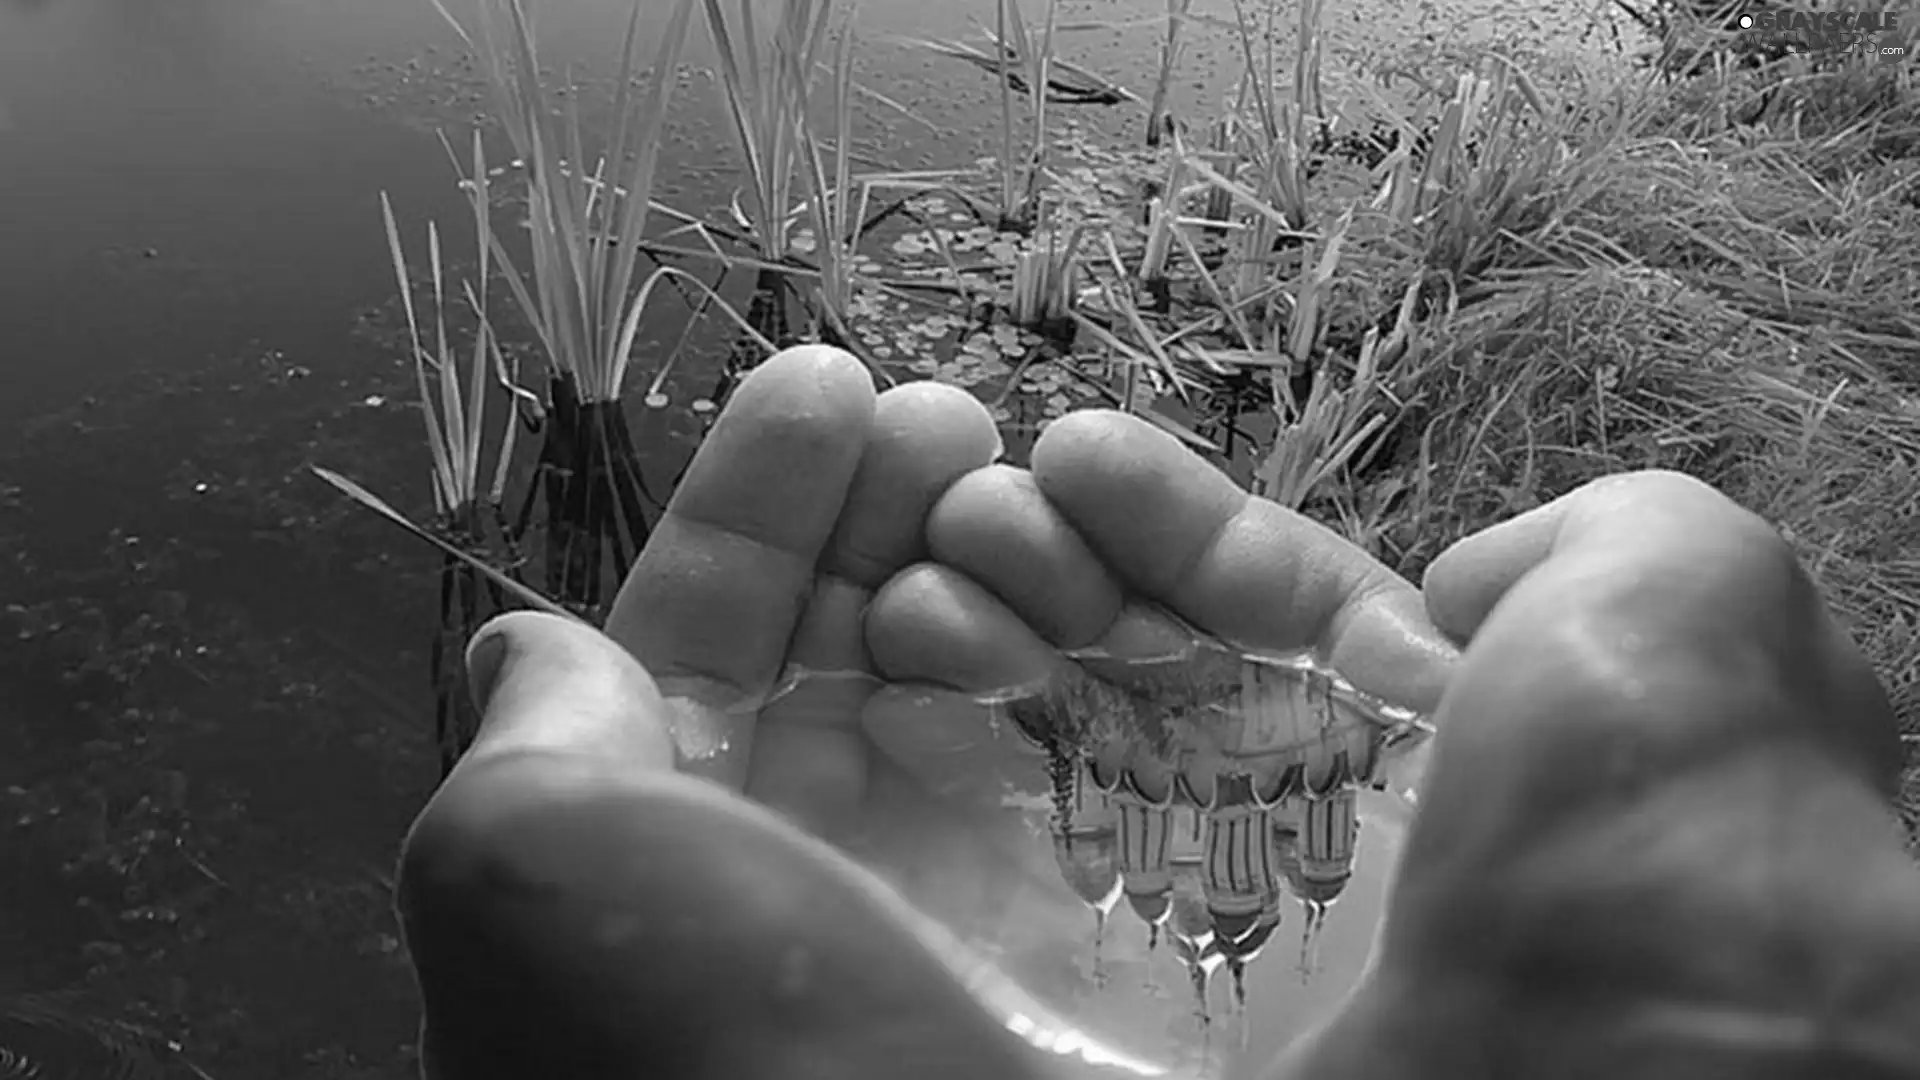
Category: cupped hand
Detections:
[
  {"x1": 1271, "y1": 466, "x2": 1920, "y2": 1080},
  {"x1": 883, "y1": 411, "x2": 1920, "y2": 1080},
  {"x1": 396, "y1": 346, "x2": 1123, "y2": 1080},
  {"x1": 396, "y1": 350, "x2": 1920, "y2": 1080}
]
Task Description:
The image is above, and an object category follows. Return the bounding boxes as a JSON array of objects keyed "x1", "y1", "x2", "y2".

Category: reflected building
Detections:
[
  {"x1": 1042, "y1": 649, "x2": 1421, "y2": 1005},
  {"x1": 1165, "y1": 852, "x2": 1225, "y2": 1026},
  {"x1": 1272, "y1": 787, "x2": 1359, "y2": 973},
  {"x1": 1051, "y1": 758, "x2": 1124, "y2": 955},
  {"x1": 1198, "y1": 771, "x2": 1283, "y2": 1008},
  {"x1": 1102, "y1": 757, "x2": 1179, "y2": 949}
]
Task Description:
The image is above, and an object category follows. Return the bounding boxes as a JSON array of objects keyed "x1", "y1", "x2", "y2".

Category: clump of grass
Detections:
[
  {"x1": 427, "y1": 0, "x2": 702, "y2": 611},
  {"x1": 1332, "y1": 79, "x2": 1920, "y2": 830},
  {"x1": 1008, "y1": 211, "x2": 1088, "y2": 333},
  {"x1": 379, "y1": 180, "x2": 522, "y2": 776},
  {"x1": 703, "y1": 0, "x2": 838, "y2": 341},
  {"x1": 915, "y1": 0, "x2": 1072, "y2": 231},
  {"x1": 314, "y1": 146, "x2": 535, "y2": 775},
  {"x1": 788, "y1": 7, "x2": 873, "y2": 351}
]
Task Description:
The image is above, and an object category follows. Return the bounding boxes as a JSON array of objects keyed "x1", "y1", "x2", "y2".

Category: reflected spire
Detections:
[
  {"x1": 1052, "y1": 759, "x2": 1123, "y2": 986},
  {"x1": 1274, "y1": 788, "x2": 1359, "y2": 975},
  {"x1": 1112, "y1": 779, "x2": 1176, "y2": 952},
  {"x1": 1198, "y1": 772, "x2": 1275, "y2": 946},
  {"x1": 1166, "y1": 858, "x2": 1221, "y2": 1029}
]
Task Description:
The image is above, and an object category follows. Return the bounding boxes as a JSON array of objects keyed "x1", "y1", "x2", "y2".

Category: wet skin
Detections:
[{"x1": 395, "y1": 345, "x2": 1920, "y2": 1080}]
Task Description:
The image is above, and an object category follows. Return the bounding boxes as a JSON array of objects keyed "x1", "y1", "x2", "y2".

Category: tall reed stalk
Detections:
[
  {"x1": 355, "y1": 159, "x2": 528, "y2": 776},
  {"x1": 993, "y1": 0, "x2": 1062, "y2": 231},
  {"x1": 1145, "y1": 0, "x2": 1194, "y2": 146},
  {"x1": 703, "y1": 0, "x2": 838, "y2": 342},
  {"x1": 430, "y1": 0, "x2": 698, "y2": 613},
  {"x1": 790, "y1": 8, "x2": 869, "y2": 347}
]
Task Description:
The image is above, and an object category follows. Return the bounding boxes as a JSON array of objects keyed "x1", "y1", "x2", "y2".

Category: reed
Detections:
[
  {"x1": 429, "y1": 0, "x2": 699, "y2": 612},
  {"x1": 1145, "y1": 0, "x2": 1195, "y2": 146},
  {"x1": 703, "y1": 0, "x2": 840, "y2": 340},
  {"x1": 788, "y1": 7, "x2": 870, "y2": 348},
  {"x1": 913, "y1": 0, "x2": 1071, "y2": 231},
  {"x1": 330, "y1": 164, "x2": 531, "y2": 776},
  {"x1": 1008, "y1": 209, "x2": 1088, "y2": 335}
]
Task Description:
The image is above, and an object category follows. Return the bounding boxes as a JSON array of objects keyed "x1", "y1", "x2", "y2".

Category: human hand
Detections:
[
  {"x1": 865, "y1": 409, "x2": 1920, "y2": 1078},
  {"x1": 1269, "y1": 463, "x2": 1920, "y2": 1080},
  {"x1": 395, "y1": 349, "x2": 1920, "y2": 1080},
  {"x1": 394, "y1": 346, "x2": 1133, "y2": 1080}
]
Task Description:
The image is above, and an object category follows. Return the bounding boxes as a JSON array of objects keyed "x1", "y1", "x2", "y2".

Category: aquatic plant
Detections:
[
  {"x1": 371, "y1": 167, "x2": 530, "y2": 775},
  {"x1": 429, "y1": 0, "x2": 698, "y2": 610},
  {"x1": 915, "y1": 0, "x2": 1080, "y2": 232},
  {"x1": 787, "y1": 6, "x2": 866, "y2": 348},
  {"x1": 701, "y1": 0, "x2": 837, "y2": 340},
  {"x1": 1143, "y1": 0, "x2": 1194, "y2": 146}
]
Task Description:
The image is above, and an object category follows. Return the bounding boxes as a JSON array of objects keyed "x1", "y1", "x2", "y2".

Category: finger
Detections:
[
  {"x1": 1030, "y1": 410, "x2": 1457, "y2": 712},
  {"x1": 1422, "y1": 469, "x2": 1902, "y2": 792},
  {"x1": 820, "y1": 381, "x2": 1005, "y2": 589},
  {"x1": 602, "y1": 345, "x2": 876, "y2": 787},
  {"x1": 861, "y1": 563, "x2": 1064, "y2": 804},
  {"x1": 462, "y1": 610, "x2": 676, "y2": 774},
  {"x1": 867, "y1": 561, "x2": 1071, "y2": 696},
  {"x1": 926, "y1": 464, "x2": 1124, "y2": 649},
  {"x1": 398, "y1": 744, "x2": 1071, "y2": 1080},
  {"x1": 748, "y1": 382, "x2": 1002, "y2": 836}
]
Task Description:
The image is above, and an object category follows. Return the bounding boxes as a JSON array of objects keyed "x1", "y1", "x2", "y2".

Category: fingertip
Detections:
[
  {"x1": 1421, "y1": 511, "x2": 1563, "y2": 645},
  {"x1": 462, "y1": 611, "x2": 677, "y2": 774},
  {"x1": 666, "y1": 344, "x2": 877, "y2": 539},
  {"x1": 874, "y1": 380, "x2": 1001, "y2": 460},
  {"x1": 757, "y1": 343, "x2": 882, "y2": 401},
  {"x1": 1028, "y1": 410, "x2": 1156, "y2": 492}
]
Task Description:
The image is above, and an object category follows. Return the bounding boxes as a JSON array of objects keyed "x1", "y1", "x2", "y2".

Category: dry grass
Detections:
[{"x1": 1302, "y1": 55, "x2": 1920, "y2": 839}]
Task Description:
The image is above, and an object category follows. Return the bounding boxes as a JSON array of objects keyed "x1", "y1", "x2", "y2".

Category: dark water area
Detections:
[{"x1": 0, "y1": 0, "x2": 1593, "y2": 1073}]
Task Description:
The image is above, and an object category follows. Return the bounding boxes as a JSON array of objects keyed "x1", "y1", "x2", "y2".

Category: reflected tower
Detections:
[
  {"x1": 1274, "y1": 787, "x2": 1359, "y2": 974},
  {"x1": 1051, "y1": 758, "x2": 1124, "y2": 981},
  {"x1": 1165, "y1": 851, "x2": 1223, "y2": 1029},
  {"x1": 1197, "y1": 771, "x2": 1281, "y2": 1009},
  {"x1": 1109, "y1": 763, "x2": 1178, "y2": 951}
]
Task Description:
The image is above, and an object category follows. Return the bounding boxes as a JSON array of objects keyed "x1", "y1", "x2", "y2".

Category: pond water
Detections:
[{"x1": 0, "y1": 0, "x2": 1630, "y2": 1076}]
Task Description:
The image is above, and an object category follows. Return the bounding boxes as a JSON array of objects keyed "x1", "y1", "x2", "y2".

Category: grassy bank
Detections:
[{"x1": 333, "y1": 0, "x2": 1920, "y2": 831}]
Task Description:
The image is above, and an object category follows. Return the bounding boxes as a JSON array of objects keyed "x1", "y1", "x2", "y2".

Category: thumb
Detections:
[
  {"x1": 411, "y1": 611, "x2": 1143, "y2": 1080},
  {"x1": 461, "y1": 610, "x2": 678, "y2": 774}
]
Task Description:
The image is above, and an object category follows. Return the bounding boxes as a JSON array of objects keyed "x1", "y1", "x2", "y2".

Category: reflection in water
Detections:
[
  {"x1": 1057, "y1": 765, "x2": 1369, "y2": 1036},
  {"x1": 760, "y1": 606, "x2": 1432, "y2": 1075},
  {"x1": 1001, "y1": 610, "x2": 1427, "y2": 1072}
]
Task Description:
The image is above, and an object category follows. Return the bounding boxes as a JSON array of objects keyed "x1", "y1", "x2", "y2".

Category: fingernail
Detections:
[{"x1": 465, "y1": 626, "x2": 511, "y2": 713}]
